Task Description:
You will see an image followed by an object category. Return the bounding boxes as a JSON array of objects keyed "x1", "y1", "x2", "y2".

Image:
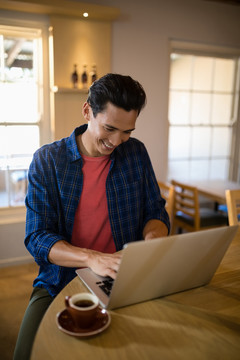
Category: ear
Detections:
[{"x1": 82, "y1": 102, "x2": 91, "y2": 121}]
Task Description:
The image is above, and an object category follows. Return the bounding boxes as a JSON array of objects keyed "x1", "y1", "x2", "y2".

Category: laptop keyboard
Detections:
[{"x1": 96, "y1": 277, "x2": 114, "y2": 297}]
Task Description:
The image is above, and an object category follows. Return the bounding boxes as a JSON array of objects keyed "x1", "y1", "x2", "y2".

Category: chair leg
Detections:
[
  {"x1": 171, "y1": 223, "x2": 177, "y2": 234},
  {"x1": 178, "y1": 227, "x2": 183, "y2": 234}
]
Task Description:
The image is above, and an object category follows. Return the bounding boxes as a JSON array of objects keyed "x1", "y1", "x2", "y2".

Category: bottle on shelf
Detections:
[
  {"x1": 71, "y1": 64, "x2": 78, "y2": 88},
  {"x1": 90, "y1": 64, "x2": 97, "y2": 84},
  {"x1": 81, "y1": 64, "x2": 88, "y2": 89}
]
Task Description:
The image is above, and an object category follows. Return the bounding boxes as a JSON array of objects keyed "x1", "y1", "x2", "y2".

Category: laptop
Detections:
[{"x1": 76, "y1": 225, "x2": 238, "y2": 310}]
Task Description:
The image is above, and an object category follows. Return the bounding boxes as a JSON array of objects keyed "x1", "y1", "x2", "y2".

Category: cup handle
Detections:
[{"x1": 65, "y1": 295, "x2": 71, "y2": 308}]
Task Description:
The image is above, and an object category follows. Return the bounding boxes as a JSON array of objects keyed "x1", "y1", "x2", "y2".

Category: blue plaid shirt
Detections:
[{"x1": 25, "y1": 125, "x2": 170, "y2": 296}]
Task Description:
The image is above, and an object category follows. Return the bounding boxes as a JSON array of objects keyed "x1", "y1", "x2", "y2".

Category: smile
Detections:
[{"x1": 102, "y1": 140, "x2": 114, "y2": 150}]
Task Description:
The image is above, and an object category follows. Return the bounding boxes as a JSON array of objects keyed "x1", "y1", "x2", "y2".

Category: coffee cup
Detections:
[{"x1": 65, "y1": 293, "x2": 99, "y2": 328}]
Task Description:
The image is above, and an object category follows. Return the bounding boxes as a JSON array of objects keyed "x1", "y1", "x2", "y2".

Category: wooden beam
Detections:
[{"x1": 6, "y1": 39, "x2": 25, "y2": 67}]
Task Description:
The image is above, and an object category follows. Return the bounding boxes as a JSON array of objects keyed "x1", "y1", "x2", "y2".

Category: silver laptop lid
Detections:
[{"x1": 76, "y1": 225, "x2": 238, "y2": 310}]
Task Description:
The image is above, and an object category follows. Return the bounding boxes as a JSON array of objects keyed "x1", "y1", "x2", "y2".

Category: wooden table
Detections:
[
  {"x1": 180, "y1": 179, "x2": 240, "y2": 204},
  {"x1": 31, "y1": 227, "x2": 240, "y2": 360}
]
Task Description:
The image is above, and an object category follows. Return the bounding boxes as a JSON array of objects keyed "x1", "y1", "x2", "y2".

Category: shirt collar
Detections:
[{"x1": 66, "y1": 124, "x2": 88, "y2": 162}]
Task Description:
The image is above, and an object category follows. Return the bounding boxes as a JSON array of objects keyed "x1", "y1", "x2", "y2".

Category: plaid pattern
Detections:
[{"x1": 25, "y1": 125, "x2": 170, "y2": 296}]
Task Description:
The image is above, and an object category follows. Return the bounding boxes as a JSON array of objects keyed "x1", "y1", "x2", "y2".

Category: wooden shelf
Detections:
[{"x1": 53, "y1": 87, "x2": 88, "y2": 94}]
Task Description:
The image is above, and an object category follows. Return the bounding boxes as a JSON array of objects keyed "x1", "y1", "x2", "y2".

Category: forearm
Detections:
[
  {"x1": 48, "y1": 240, "x2": 122, "y2": 279},
  {"x1": 48, "y1": 240, "x2": 90, "y2": 267},
  {"x1": 143, "y1": 219, "x2": 168, "y2": 240}
]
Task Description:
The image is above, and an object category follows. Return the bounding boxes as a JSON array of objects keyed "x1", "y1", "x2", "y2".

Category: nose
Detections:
[{"x1": 111, "y1": 131, "x2": 126, "y2": 146}]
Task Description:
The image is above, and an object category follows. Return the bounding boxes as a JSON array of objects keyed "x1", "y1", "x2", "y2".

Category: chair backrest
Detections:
[
  {"x1": 225, "y1": 189, "x2": 240, "y2": 226},
  {"x1": 157, "y1": 181, "x2": 175, "y2": 225},
  {"x1": 171, "y1": 180, "x2": 200, "y2": 231}
]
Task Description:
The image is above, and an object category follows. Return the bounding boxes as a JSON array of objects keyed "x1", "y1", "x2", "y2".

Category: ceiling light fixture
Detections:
[{"x1": 83, "y1": 12, "x2": 89, "y2": 18}]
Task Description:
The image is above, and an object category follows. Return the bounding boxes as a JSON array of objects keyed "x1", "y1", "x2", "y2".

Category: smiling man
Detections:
[
  {"x1": 80, "y1": 101, "x2": 136, "y2": 156},
  {"x1": 14, "y1": 73, "x2": 170, "y2": 360}
]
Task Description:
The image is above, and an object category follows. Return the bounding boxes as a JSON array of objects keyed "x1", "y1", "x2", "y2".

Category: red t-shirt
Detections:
[{"x1": 71, "y1": 154, "x2": 116, "y2": 253}]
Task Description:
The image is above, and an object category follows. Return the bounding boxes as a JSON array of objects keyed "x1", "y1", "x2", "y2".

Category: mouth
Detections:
[{"x1": 102, "y1": 140, "x2": 115, "y2": 151}]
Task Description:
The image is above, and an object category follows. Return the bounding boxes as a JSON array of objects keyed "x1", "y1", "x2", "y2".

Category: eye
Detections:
[{"x1": 104, "y1": 126, "x2": 115, "y2": 132}]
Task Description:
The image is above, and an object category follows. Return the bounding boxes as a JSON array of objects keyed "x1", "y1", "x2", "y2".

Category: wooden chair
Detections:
[
  {"x1": 171, "y1": 180, "x2": 228, "y2": 234},
  {"x1": 225, "y1": 189, "x2": 240, "y2": 226},
  {"x1": 157, "y1": 181, "x2": 175, "y2": 231}
]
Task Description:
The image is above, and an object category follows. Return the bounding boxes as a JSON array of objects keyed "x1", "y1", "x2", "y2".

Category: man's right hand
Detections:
[
  {"x1": 87, "y1": 249, "x2": 122, "y2": 279},
  {"x1": 48, "y1": 240, "x2": 122, "y2": 279}
]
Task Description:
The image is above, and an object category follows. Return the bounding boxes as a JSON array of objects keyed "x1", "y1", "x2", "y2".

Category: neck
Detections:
[{"x1": 77, "y1": 132, "x2": 90, "y2": 156}]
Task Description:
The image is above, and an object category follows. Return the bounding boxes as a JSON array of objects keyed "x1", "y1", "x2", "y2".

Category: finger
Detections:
[
  {"x1": 106, "y1": 268, "x2": 118, "y2": 280},
  {"x1": 110, "y1": 263, "x2": 120, "y2": 273},
  {"x1": 113, "y1": 254, "x2": 122, "y2": 264}
]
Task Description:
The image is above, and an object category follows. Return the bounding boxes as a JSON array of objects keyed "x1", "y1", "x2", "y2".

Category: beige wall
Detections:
[
  {"x1": 50, "y1": 15, "x2": 112, "y2": 139},
  {"x1": 51, "y1": 16, "x2": 111, "y2": 88},
  {"x1": 54, "y1": 92, "x2": 86, "y2": 140}
]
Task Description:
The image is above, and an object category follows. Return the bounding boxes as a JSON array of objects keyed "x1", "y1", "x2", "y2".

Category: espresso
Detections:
[{"x1": 75, "y1": 299, "x2": 94, "y2": 308}]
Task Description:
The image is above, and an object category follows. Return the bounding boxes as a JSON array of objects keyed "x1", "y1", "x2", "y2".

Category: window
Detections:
[
  {"x1": 168, "y1": 46, "x2": 240, "y2": 182},
  {"x1": 0, "y1": 19, "x2": 51, "y2": 210}
]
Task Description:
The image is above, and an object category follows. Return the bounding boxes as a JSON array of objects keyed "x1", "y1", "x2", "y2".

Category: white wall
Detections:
[
  {"x1": 0, "y1": 221, "x2": 32, "y2": 266},
  {"x1": 78, "y1": 0, "x2": 240, "y2": 180}
]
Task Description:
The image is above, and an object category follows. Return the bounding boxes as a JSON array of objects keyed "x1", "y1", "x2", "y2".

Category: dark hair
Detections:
[{"x1": 87, "y1": 73, "x2": 146, "y2": 117}]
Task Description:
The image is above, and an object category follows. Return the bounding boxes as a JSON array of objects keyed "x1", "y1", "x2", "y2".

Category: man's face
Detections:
[{"x1": 82, "y1": 102, "x2": 138, "y2": 157}]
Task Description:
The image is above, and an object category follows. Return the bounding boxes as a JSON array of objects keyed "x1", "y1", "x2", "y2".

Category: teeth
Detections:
[{"x1": 103, "y1": 141, "x2": 114, "y2": 149}]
